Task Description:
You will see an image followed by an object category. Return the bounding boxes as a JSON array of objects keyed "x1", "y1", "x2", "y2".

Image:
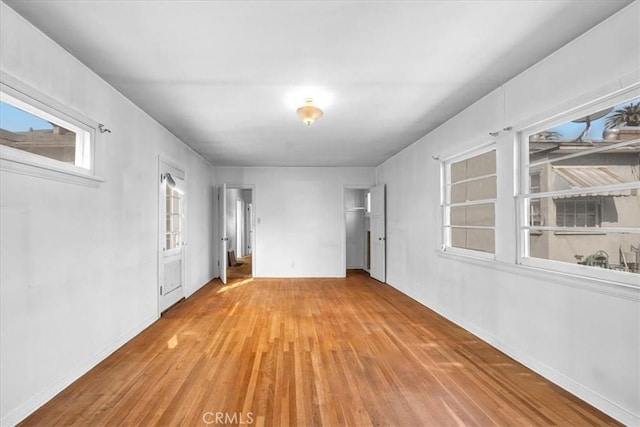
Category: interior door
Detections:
[
  {"x1": 159, "y1": 160, "x2": 186, "y2": 313},
  {"x1": 219, "y1": 183, "x2": 228, "y2": 284},
  {"x1": 369, "y1": 184, "x2": 386, "y2": 282}
]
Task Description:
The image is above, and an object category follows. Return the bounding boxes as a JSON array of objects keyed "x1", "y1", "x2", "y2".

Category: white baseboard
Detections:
[
  {"x1": 427, "y1": 302, "x2": 640, "y2": 426},
  {"x1": 1, "y1": 315, "x2": 158, "y2": 427}
]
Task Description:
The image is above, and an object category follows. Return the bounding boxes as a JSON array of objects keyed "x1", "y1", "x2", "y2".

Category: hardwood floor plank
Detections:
[{"x1": 19, "y1": 271, "x2": 620, "y2": 426}]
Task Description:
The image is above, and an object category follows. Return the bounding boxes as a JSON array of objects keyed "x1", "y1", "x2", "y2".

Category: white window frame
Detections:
[
  {"x1": 516, "y1": 88, "x2": 640, "y2": 287},
  {"x1": 0, "y1": 71, "x2": 103, "y2": 187},
  {"x1": 441, "y1": 142, "x2": 497, "y2": 260}
]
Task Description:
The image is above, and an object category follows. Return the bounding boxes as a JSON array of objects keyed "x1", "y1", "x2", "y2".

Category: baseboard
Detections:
[
  {"x1": 426, "y1": 302, "x2": 639, "y2": 426},
  {"x1": 1, "y1": 314, "x2": 158, "y2": 427}
]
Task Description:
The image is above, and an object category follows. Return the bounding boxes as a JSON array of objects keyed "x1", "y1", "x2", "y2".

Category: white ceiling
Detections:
[{"x1": 5, "y1": 0, "x2": 633, "y2": 167}]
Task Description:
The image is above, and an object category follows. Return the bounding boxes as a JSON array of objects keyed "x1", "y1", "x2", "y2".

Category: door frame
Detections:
[
  {"x1": 158, "y1": 156, "x2": 186, "y2": 316},
  {"x1": 220, "y1": 184, "x2": 256, "y2": 279},
  {"x1": 341, "y1": 185, "x2": 373, "y2": 276}
]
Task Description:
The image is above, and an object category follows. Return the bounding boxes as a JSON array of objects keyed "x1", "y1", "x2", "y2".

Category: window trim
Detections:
[
  {"x1": 516, "y1": 88, "x2": 640, "y2": 287},
  {"x1": 0, "y1": 71, "x2": 104, "y2": 187},
  {"x1": 441, "y1": 142, "x2": 497, "y2": 259}
]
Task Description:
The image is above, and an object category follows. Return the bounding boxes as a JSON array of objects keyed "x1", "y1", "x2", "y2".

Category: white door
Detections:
[
  {"x1": 219, "y1": 183, "x2": 228, "y2": 284},
  {"x1": 369, "y1": 184, "x2": 386, "y2": 282},
  {"x1": 159, "y1": 160, "x2": 186, "y2": 313}
]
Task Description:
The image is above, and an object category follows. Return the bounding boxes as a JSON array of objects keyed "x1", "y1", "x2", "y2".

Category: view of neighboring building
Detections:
[
  {"x1": 528, "y1": 99, "x2": 640, "y2": 273},
  {"x1": 0, "y1": 101, "x2": 77, "y2": 164}
]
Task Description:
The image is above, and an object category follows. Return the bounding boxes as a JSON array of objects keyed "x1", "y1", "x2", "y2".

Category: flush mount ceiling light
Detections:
[{"x1": 296, "y1": 98, "x2": 323, "y2": 126}]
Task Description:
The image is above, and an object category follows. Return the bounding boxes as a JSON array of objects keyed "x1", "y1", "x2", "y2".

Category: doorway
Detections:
[
  {"x1": 158, "y1": 158, "x2": 186, "y2": 314},
  {"x1": 343, "y1": 185, "x2": 386, "y2": 281},
  {"x1": 220, "y1": 185, "x2": 255, "y2": 283},
  {"x1": 344, "y1": 187, "x2": 370, "y2": 273}
]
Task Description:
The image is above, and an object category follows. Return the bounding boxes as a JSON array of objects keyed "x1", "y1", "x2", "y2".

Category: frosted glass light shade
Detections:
[{"x1": 296, "y1": 99, "x2": 323, "y2": 126}]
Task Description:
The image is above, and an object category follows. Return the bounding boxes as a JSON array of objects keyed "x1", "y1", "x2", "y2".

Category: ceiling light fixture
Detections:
[{"x1": 296, "y1": 98, "x2": 323, "y2": 126}]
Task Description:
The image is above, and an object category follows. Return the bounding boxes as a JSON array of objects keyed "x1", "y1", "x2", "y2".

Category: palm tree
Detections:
[{"x1": 605, "y1": 102, "x2": 640, "y2": 129}]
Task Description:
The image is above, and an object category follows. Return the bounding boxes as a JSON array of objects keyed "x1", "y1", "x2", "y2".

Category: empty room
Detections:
[{"x1": 1, "y1": 1, "x2": 639, "y2": 426}]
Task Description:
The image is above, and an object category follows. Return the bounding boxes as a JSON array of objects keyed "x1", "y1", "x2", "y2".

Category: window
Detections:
[
  {"x1": 443, "y1": 146, "x2": 496, "y2": 256},
  {"x1": 520, "y1": 95, "x2": 640, "y2": 280},
  {"x1": 555, "y1": 198, "x2": 601, "y2": 228},
  {"x1": 166, "y1": 186, "x2": 183, "y2": 251},
  {"x1": 0, "y1": 74, "x2": 101, "y2": 185},
  {"x1": 0, "y1": 96, "x2": 91, "y2": 169}
]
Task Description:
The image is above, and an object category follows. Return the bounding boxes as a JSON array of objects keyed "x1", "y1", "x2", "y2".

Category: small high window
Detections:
[{"x1": 1, "y1": 75, "x2": 100, "y2": 185}]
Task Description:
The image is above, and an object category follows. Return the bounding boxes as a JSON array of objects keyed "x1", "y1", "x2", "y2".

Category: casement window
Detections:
[
  {"x1": 519, "y1": 93, "x2": 640, "y2": 283},
  {"x1": 0, "y1": 73, "x2": 102, "y2": 186},
  {"x1": 443, "y1": 145, "x2": 497, "y2": 257}
]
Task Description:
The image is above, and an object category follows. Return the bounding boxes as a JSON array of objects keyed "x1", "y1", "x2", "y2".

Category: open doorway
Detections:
[
  {"x1": 344, "y1": 187, "x2": 370, "y2": 274},
  {"x1": 225, "y1": 186, "x2": 254, "y2": 280}
]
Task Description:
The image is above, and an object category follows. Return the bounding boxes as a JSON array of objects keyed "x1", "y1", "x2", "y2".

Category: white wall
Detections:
[
  {"x1": 0, "y1": 4, "x2": 217, "y2": 425},
  {"x1": 216, "y1": 167, "x2": 375, "y2": 277},
  {"x1": 375, "y1": 4, "x2": 640, "y2": 425}
]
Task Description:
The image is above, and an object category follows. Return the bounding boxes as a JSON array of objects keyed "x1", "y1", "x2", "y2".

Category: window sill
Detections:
[
  {"x1": 437, "y1": 250, "x2": 639, "y2": 302},
  {"x1": 0, "y1": 155, "x2": 104, "y2": 188},
  {"x1": 441, "y1": 247, "x2": 495, "y2": 260}
]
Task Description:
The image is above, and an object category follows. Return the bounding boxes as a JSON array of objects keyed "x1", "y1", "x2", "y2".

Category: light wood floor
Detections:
[
  {"x1": 21, "y1": 271, "x2": 618, "y2": 426},
  {"x1": 228, "y1": 254, "x2": 252, "y2": 279}
]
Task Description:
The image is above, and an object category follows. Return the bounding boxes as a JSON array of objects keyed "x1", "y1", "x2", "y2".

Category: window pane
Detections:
[
  {"x1": 466, "y1": 176, "x2": 497, "y2": 201},
  {"x1": 450, "y1": 176, "x2": 497, "y2": 203},
  {"x1": 529, "y1": 97, "x2": 640, "y2": 153},
  {"x1": 164, "y1": 186, "x2": 182, "y2": 250},
  {"x1": 451, "y1": 228, "x2": 467, "y2": 249},
  {"x1": 466, "y1": 150, "x2": 496, "y2": 178},
  {"x1": 524, "y1": 96, "x2": 640, "y2": 277},
  {"x1": 529, "y1": 98, "x2": 640, "y2": 193},
  {"x1": 450, "y1": 204, "x2": 494, "y2": 227},
  {"x1": 450, "y1": 160, "x2": 467, "y2": 183},
  {"x1": 172, "y1": 193, "x2": 181, "y2": 212},
  {"x1": 0, "y1": 100, "x2": 77, "y2": 164},
  {"x1": 451, "y1": 228, "x2": 494, "y2": 253},
  {"x1": 529, "y1": 230, "x2": 639, "y2": 274},
  {"x1": 530, "y1": 192, "x2": 639, "y2": 229},
  {"x1": 451, "y1": 149, "x2": 496, "y2": 183},
  {"x1": 543, "y1": 163, "x2": 640, "y2": 193}
]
